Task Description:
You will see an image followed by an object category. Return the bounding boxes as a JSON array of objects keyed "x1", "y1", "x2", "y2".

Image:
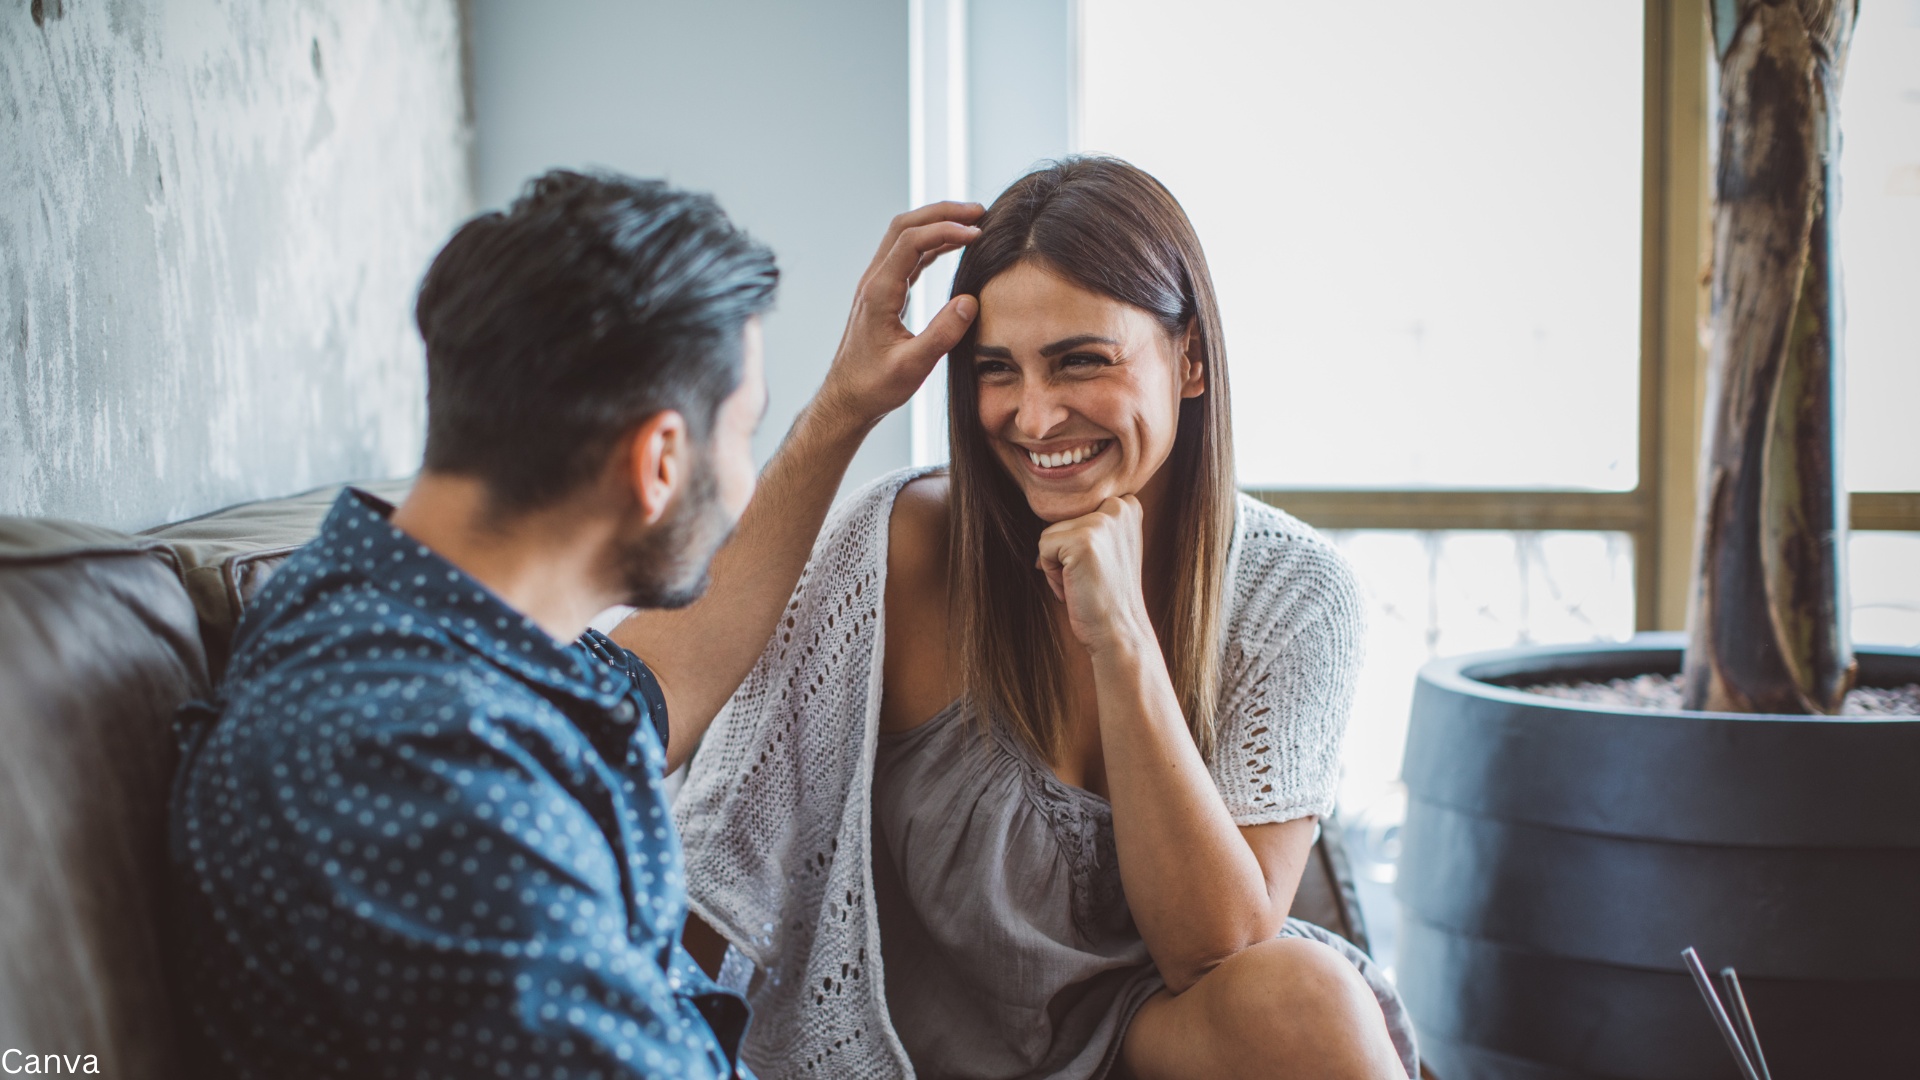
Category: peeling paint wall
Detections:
[{"x1": 1, "y1": 0, "x2": 472, "y2": 530}]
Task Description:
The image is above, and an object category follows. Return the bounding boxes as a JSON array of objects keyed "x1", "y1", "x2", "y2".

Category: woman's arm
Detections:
[
  {"x1": 613, "y1": 203, "x2": 981, "y2": 772},
  {"x1": 1091, "y1": 631, "x2": 1315, "y2": 992},
  {"x1": 1038, "y1": 497, "x2": 1317, "y2": 993}
]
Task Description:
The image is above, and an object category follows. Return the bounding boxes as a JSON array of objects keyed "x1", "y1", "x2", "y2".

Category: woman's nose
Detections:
[{"x1": 1014, "y1": 382, "x2": 1069, "y2": 439}]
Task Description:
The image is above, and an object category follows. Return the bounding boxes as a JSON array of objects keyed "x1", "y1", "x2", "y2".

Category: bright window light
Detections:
[
  {"x1": 1838, "y1": 6, "x2": 1920, "y2": 492},
  {"x1": 1079, "y1": 0, "x2": 1645, "y2": 490},
  {"x1": 1852, "y1": 532, "x2": 1920, "y2": 646},
  {"x1": 1325, "y1": 529, "x2": 1635, "y2": 811}
]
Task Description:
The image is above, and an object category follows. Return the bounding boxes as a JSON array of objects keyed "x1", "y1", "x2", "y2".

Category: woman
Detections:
[{"x1": 675, "y1": 157, "x2": 1416, "y2": 1080}]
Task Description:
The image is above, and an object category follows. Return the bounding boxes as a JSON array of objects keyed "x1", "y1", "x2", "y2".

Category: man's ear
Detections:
[
  {"x1": 1178, "y1": 320, "x2": 1206, "y2": 400},
  {"x1": 625, "y1": 410, "x2": 690, "y2": 525}
]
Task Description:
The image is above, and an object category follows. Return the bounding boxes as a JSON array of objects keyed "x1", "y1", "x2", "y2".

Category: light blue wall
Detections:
[
  {"x1": 468, "y1": 0, "x2": 913, "y2": 489},
  {"x1": 968, "y1": 0, "x2": 1078, "y2": 204}
]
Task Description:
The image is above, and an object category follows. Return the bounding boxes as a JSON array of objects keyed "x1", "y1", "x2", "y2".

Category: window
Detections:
[
  {"x1": 1069, "y1": 0, "x2": 1920, "y2": 971},
  {"x1": 913, "y1": 1, "x2": 1920, "y2": 860},
  {"x1": 1838, "y1": 5, "x2": 1920, "y2": 492},
  {"x1": 1078, "y1": 1, "x2": 1659, "y2": 840},
  {"x1": 1080, "y1": 0, "x2": 1646, "y2": 491},
  {"x1": 1852, "y1": 532, "x2": 1920, "y2": 645},
  {"x1": 1325, "y1": 528, "x2": 1635, "y2": 810}
]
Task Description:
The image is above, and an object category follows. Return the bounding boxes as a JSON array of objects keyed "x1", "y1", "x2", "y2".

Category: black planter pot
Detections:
[{"x1": 1397, "y1": 633, "x2": 1920, "y2": 1079}]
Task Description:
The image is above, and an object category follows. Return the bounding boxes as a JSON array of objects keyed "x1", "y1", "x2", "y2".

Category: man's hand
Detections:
[
  {"x1": 814, "y1": 202, "x2": 984, "y2": 434},
  {"x1": 1036, "y1": 495, "x2": 1156, "y2": 657},
  {"x1": 614, "y1": 201, "x2": 984, "y2": 770}
]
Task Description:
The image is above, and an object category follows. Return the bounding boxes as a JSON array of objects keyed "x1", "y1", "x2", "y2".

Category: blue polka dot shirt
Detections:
[{"x1": 168, "y1": 488, "x2": 752, "y2": 1079}]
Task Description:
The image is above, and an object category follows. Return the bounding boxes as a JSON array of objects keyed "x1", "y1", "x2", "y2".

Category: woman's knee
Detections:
[
  {"x1": 1206, "y1": 939, "x2": 1367, "y2": 1024},
  {"x1": 1200, "y1": 937, "x2": 1402, "y2": 1077}
]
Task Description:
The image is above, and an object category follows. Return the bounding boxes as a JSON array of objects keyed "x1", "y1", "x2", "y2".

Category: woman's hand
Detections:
[
  {"x1": 1036, "y1": 496, "x2": 1156, "y2": 655},
  {"x1": 813, "y1": 202, "x2": 984, "y2": 435}
]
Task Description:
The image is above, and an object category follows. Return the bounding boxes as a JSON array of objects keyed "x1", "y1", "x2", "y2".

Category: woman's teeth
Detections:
[{"x1": 1026, "y1": 441, "x2": 1109, "y2": 470}]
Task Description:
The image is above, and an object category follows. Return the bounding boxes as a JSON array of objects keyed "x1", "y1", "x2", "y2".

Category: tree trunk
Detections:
[{"x1": 1683, "y1": 0, "x2": 1857, "y2": 714}]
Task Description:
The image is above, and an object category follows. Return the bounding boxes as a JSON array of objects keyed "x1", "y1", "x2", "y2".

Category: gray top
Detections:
[
  {"x1": 872, "y1": 697, "x2": 1161, "y2": 1080},
  {"x1": 871, "y1": 698, "x2": 1419, "y2": 1080}
]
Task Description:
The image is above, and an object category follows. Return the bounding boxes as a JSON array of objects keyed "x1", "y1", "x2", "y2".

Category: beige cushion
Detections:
[
  {"x1": 145, "y1": 478, "x2": 411, "y2": 679},
  {"x1": 0, "y1": 518, "x2": 208, "y2": 1079}
]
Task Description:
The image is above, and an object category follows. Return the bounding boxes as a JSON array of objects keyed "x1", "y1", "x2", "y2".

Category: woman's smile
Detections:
[{"x1": 1018, "y1": 438, "x2": 1113, "y2": 477}]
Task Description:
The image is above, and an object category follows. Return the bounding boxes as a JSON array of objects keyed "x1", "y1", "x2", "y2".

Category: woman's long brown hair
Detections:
[{"x1": 946, "y1": 156, "x2": 1237, "y2": 761}]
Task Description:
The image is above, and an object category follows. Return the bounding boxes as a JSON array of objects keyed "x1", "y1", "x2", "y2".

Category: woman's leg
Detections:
[{"x1": 1118, "y1": 937, "x2": 1408, "y2": 1080}]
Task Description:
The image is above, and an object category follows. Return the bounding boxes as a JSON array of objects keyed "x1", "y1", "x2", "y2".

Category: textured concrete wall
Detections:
[{"x1": 1, "y1": 0, "x2": 472, "y2": 530}]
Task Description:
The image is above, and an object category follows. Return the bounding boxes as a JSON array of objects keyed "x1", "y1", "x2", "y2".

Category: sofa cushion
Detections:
[
  {"x1": 0, "y1": 518, "x2": 209, "y2": 1079},
  {"x1": 145, "y1": 478, "x2": 411, "y2": 679}
]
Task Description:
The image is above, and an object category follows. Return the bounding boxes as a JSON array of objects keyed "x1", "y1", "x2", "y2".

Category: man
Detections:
[{"x1": 169, "y1": 169, "x2": 981, "y2": 1078}]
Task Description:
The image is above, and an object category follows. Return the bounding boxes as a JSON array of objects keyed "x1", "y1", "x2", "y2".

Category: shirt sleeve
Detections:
[
  {"x1": 305, "y1": 684, "x2": 745, "y2": 1079},
  {"x1": 577, "y1": 627, "x2": 671, "y2": 751},
  {"x1": 1209, "y1": 535, "x2": 1367, "y2": 827}
]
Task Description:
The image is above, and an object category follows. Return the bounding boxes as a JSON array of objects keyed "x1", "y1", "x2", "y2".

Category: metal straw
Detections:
[
  {"x1": 1719, "y1": 967, "x2": 1772, "y2": 1080},
  {"x1": 1681, "y1": 947, "x2": 1761, "y2": 1080}
]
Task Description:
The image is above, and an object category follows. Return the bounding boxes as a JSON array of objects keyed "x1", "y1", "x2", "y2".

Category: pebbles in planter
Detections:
[{"x1": 1523, "y1": 671, "x2": 1920, "y2": 715}]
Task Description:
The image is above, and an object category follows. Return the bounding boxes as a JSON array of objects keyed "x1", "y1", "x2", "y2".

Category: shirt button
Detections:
[{"x1": 611, "y1": 699, "x2": 638, "y2": 725}]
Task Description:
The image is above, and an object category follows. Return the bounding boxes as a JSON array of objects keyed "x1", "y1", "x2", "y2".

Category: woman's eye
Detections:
[
  {"x1": 975, "y1": 360, "x2": 1014, "y2": 378},
  {"x1": 1062, "y1": 353, "x2": 1107, "y2": 369}
]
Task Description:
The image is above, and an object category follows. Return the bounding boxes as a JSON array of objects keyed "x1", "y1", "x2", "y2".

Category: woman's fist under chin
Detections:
[{"x1": 1035, "y1": 495, "x2": 1155, "y2": 654}]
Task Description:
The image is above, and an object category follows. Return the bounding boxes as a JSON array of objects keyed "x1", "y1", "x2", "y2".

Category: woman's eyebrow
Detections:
[
  {"x1": 1039, "y1": 334, "x2": 1120, "y2": 357},
  {"x1": 973, "y1": 335, "x2": 1121, "y2": 360}
]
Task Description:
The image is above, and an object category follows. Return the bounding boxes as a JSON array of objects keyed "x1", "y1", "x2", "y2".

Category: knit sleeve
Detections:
[
  {"x1": 1208, "y1": 505, "x2": 1366, "y2": 827},
  {"x1": 672, "y1": 466, "x2": 930, "y2": 1079}
]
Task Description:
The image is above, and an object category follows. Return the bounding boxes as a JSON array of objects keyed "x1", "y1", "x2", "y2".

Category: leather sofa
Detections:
[
  {"x1": 0, "y1": 480, "x2": 1371, "y2": 1079},
  {"x1": 0, "y1": 480, "x2": 408, "y2": 1078}
]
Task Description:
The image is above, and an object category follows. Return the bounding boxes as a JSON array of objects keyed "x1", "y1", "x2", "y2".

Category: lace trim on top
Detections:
[{"x1": 982, "y1": 711, "x2": 1131, "y2": 946}]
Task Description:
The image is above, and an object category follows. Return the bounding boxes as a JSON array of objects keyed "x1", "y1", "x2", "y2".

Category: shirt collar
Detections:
[{"x1": 314, "y1": 487, "x2": 630, "y2": 711}]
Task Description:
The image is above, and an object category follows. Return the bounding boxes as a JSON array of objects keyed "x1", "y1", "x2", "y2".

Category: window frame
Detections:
[{"x1": 1244, "y1": 0, "x2": 1920, "y2": 633}]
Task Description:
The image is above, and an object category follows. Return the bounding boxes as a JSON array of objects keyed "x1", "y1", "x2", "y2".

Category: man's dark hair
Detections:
[{"x1": 415, "y1": 169, "x2": 778, "y2": 513}]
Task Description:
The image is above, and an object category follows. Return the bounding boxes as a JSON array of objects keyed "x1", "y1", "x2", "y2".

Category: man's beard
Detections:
[{"x1": 616, "y1": 454, "x2": 736, "y2": 610}]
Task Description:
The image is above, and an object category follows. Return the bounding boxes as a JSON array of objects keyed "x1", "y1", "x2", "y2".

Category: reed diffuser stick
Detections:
[
  {"x1": 1681, "y1": 948, "x2": 1760, "y2": 1080},
  {"x1": 1719, "y1": 968, "x2": 1772, "y2": 1080}
]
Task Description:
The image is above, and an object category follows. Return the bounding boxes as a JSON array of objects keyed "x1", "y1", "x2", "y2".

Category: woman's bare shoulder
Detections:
[
  {"x1": 881, "y1": 473, "x2": 955, "y2": 732},
  {"x1": 887, "y1": 473, "x2": 950, "y2": 579}
]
